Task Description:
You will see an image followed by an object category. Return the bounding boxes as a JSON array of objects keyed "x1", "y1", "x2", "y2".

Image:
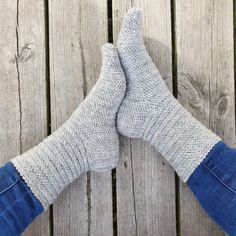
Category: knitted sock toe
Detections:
[
  {"x1": 11, "y1": 43, "x2": 126, "y2": 209},
  {"x1": 117, "y1": 8, "x2": 221, "y2": 182}
]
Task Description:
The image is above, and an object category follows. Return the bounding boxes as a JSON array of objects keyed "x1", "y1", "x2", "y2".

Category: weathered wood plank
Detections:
[
  {"x1": 49, "y1": 1, "x2": 87, "y2": 235},
  {"x1": 19, "y1": 1, "x2": 50, "y2": 235},
  {"x1": 0, "y1": 1, "x2": 50, "y2": 235},
  {"x1": 49, "y1": 0, "x2": 112, "y2": 235},
  {"x1": 176, "y1": 0, "x2": 235, "y2": 235},
  {"x1": 0, "y1": 3, "x2": 19, "y2": 165},
  {"x1": 113, "y1": 1, "x2": 176, "y2": 235},
  {"x1": 80, "y1": 1, "x2": 113, "y2": 235}
]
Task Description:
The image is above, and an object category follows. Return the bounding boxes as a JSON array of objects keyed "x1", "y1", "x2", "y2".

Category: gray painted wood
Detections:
[
  {"x1": 49, "y1": 0, "x2": 113, "y2": 235},
  {"x1": 0, "y1": 1, "x2": 50, "y2": 235},
  {"x1": 176, "y1": 0, "x2": 235, "y2": 235},
  {"x1": 113, "y1": 1, "x2": 176, "y2": 235}
]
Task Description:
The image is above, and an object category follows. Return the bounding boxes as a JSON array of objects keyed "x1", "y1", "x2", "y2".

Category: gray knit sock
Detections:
[
  {"x1": 117, "y1": 8, "x2": 220, "y2": 182},
  {"x1": 12, "y1": 43, "x2": 126, "y2": 209}
]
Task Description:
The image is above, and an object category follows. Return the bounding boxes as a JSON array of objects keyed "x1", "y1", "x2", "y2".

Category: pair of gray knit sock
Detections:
[{"x1": 12, "y1": 8, "x2": 220, "y2": 209}]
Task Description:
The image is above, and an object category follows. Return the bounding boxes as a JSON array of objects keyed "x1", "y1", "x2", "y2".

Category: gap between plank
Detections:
[
  {"x1": 15, "y1": 0, "x2": 22, "y2": 154},
  {"x1": 107, "y1": 1, "x2": 118, "y2": 235},
  {"x1": 44, "y1": 0, "x2": 53, "y2": 235},
  {"x1": 170, "y1": 0, "x2": 181, "y2": 235}
]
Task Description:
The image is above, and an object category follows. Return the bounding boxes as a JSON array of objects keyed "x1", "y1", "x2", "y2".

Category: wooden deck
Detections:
[{"x1": 0, "y1": 1, "x2": 235, "y2": 235}]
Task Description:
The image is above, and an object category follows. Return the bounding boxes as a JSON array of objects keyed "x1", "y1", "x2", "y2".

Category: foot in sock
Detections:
[
  {"x1": 116, "y1": 8, "x2": 220, "y2": 182},
  {"x1": 11, "y1": 43, "x2": 126, "y2": 209},
  {"x1": 116, "y1": 9, "x2": 236, "y2": 235}
]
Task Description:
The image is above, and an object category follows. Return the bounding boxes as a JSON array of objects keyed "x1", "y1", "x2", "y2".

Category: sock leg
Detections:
[
  {"x1": 11, "y1": 43, "x2": 126, "y2": 209},
  {"x1": 117, "y1": 8, "x2": 220, "y2": 182}
]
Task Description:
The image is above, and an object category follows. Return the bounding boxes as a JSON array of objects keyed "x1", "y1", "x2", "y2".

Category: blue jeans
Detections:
[
  {"x1": 1, "y1": 141, "x2": 236, "y2": 235},
  {"x1": 0, "y1": 162, "x2": 43, "y2": 236},
  {"x1": 188, "y1": 141, "x2": 236, "y2": 236}
]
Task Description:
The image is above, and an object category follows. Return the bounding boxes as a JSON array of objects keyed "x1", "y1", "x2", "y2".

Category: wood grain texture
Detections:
[
  {"x1": 49, "y1": 1, "x2": 87, "y2": 235},
  {"x1": 49, "y1": 0, "x2": 113, "y2": 235},
  {"x1": 20, "y1": 1, "x2": 50, "y2": 235},
  {"x1": 0, "y1": 2, "x2": 19, "y2": 166},
  {"x1": 176, "y1": 0, "x2": 235, "y2": 235},
  {"x1": 113, "y1": 1, "x2": 176, "y2": 235},
  {"x1": 0, "y1": 1, "x2": 50, "y2": 235}
]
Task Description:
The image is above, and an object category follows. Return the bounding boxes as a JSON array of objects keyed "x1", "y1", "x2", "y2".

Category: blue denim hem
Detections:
[
  {"x1": 0, "y1": 162, "x2": 44, "y2": 236},
  {"x1": 187, "y1": 141, "x2": 236, "y2": 236}
]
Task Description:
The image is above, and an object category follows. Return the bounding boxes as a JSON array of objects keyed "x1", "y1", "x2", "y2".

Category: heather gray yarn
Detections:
[
  {"x1": 12, "y1": 44, "x2": 126, "y2": 209},
  {"x1": 117, "y1": 8, "x2": 221, "y2": 182}
]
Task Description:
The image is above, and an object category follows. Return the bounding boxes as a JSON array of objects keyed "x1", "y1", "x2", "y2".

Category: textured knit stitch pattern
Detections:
[
  {"x1": 116, "y1": 8, "x2": 221, "y2": 182},
  {"x1": 12, "y1": 44, "x2": 126, "y2": 209}
]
